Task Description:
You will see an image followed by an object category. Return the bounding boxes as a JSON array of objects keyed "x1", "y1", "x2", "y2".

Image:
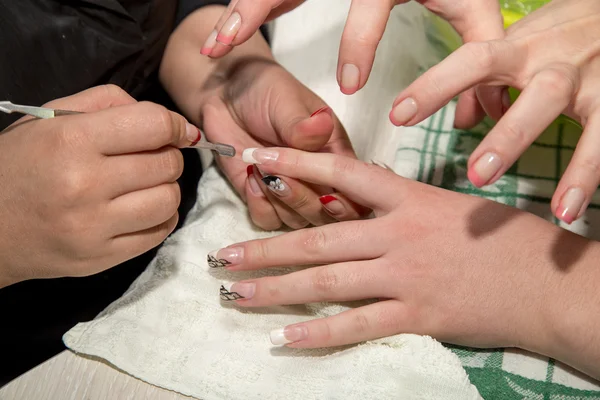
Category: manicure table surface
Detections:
[{"x1": 0, "y1": 350, "x2": 195, "y2": 400}]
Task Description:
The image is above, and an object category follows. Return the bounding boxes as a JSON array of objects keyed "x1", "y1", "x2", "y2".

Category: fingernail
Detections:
[
  {"x1": 246, "y1": 165, "x2": 254, "y2": 177},
  {"x1": 270, "y1": 325, "x2": 308, "y2": 345},
  {"x1": 261, "y1": 176, "x2": 291, "y2": 196},
  {"x1": 340, "y1": 64, "x2": 360, "y2": 94},
  {"x1": 186, "y1": 123, "x2": 202, "y2": 146},
  {"x1": 216, "y1": 12, "x2": 241, "y2": 45},
  {"x1": 556, "y1": 187, "x2": 585, "y2": 224},
  {"x1": 319, "y1": 195, "x2": 345, "y2": 214},
  {"x1": 242, "y1": 148, "x2": 279, "y2": 164},
  {"x1": 391, "y1": 98, "x2": 418, "y2": 126},
  {"x1": 200, "y1": 30, "x2": 218, "y2": 55},
  {"x1": 207, "y1": 247, "x2": 244, "y2": 268},
  {"x1": 248, "y1": 175, "x2": 264, "y2": 196},
  {"x1": 468, "y1": 152, "x2": 502, "y2": 187},
  {"x1": 219, "y1": 282, "x2": 255, "y2": 301},
  {"x1": 502, "y1": 89, "x2": 512, "y2": 114},
  {"x1": 310, "y1": 106, "x2": 332, "y2": 118}
]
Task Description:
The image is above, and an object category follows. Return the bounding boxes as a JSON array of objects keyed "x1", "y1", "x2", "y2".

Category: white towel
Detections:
[{"x1": 64, "y1": 2, "x2": 482, "y2": 399}]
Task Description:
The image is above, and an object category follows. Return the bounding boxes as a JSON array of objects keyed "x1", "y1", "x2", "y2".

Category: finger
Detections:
[
  {"x1": 81, "y1": 102, "x2": 202, "y2": 155},
  {"x1": 223, "y1": 260, "x2": 388, "y2": 307},
  {"x1": 207, "y1": 219, "x2": 385, "y2": 270},
  {"x1": 269, "y1": 300, "x2": 404, "y2": 348},
  {"x1": 109, "y1": 213, "x2": 179, "y2": 265},
  {"x1": 259, "y1": 173, "x2": 335, "y2": 226},
  {"x1": 319, "y1": 193, "x2": 368, "y2": 221},
  {"x1": 389, "y1": 40, "x2": 519, "y2": 127},
  {"x1": 337, "y1": 0, "x2": 396, "y2": 94},
  {"x1": 552, "y1": 113, "x2": 600, "y2": 224},
  {"x1": 104, "y1": 147, "x2": 184, "y2": 198},
  {"x1": 242, "y1": 147, "x2": 402, "y2": 211},
  {"x1": 108, "y1": 183, "x2": 181, "y2": 236},
  {"x1": 467, "y1": 66, "x2": 577, "y2": 187},
  {"x1": 43, "y1": 84, "x2": 136, "y2": 113},
  {"x1": 453, "y1": 89, "x2": 487, "y2": 129},
  {"x1": 255, "y1": 169, "x2": 310, "y2": 230},
  {"x1": 245, "y1": 165, "x2": 283, "y2": 231}
]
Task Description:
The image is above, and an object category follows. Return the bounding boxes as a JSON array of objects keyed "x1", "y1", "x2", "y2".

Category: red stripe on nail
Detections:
[
  {"x1": 216, "y1": 33, "x2": 234, "y2": 45},
  {"x1": 319, "y1": 195, "x2": 337, "y2": 205},
  {"x1": 310, "y1": 106, "x2": 332, "y2": 118},
  {"x1": 191, "y1": 129, "x2": 202, "y2": 146},
  {"x1": 247, "y1": 165, "x2": 254, "y2": 177}
]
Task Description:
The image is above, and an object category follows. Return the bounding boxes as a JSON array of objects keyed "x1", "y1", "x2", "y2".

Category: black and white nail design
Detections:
[
  {"x1": 219, "y1": 283, "x2": 244, "y2": 301},
  {"x1": 261, "y1": 175, "x2": 287, "y2": 194},
  {"x1": 207, "y1": 253, "x2": 232, "y2": 269}
]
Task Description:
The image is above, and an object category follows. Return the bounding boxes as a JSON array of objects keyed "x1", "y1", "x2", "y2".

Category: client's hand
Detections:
[
  {"x1": 201, "y1": 0, "x2": 505, "y2": 128},
  {"x1": 208, "y1": 147, "x2": 600, "y2": 381},
  {"x1": 390, "y1": 0, "x2": 600, "y2": 224},
  {"x1": 161, "y1": 6, "x2": 368, "y2": 230}
]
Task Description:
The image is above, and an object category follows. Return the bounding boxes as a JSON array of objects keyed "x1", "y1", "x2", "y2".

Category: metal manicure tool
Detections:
[{"x1": 0, "y1": 101, "x2": 236, "y2": 157}]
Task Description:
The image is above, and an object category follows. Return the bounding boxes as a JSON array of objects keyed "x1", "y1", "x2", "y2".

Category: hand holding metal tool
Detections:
[{"x1": 0, "y1": 101, "x2": 236, "y2": 157}]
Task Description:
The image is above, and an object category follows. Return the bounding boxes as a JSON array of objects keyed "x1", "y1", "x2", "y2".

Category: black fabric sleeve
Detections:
[{"x1": 175, "y1": 0, "x2": 270, "y2": 43}]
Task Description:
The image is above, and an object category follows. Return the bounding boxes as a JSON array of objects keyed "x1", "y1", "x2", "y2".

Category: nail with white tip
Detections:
[
  {"x1": 242, "y1": 148, "x2": 279, "y2": 164},
  {"x1": 269, "y1": 325, "x2": 308, "y2": 345},
  {"x1": 219, "y1": 282, "x2": 255, "y2": 301}
]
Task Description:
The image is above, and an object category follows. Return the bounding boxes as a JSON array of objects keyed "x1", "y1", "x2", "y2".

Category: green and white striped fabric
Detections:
[{"x1": 394, "y1": 101, "x2": 600, "y2": 399}]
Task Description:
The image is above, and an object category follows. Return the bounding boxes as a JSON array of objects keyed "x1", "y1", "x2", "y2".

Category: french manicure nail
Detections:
[
  {"x1": 340, "y1": 64, "x2": 360, "y2": 94},
  {"x1": 200, "y1": 30, "x2": 218, "y2": 55},
  {"x1": 186, "y1": 123, "x2": 202, "y2": 146},
  {"x1": 557, "y1": 187, "x2": 585, "y2": 224},
  {"x1": 242, "y1": 148, "x2": 279, "y2": 164},
  {"x1": 270, "y1": 325, "x2": 308, "y2": 345},
  {"x1": 219, "y1": 282, "x2": 254, "y2": 301},
  {"x1": 310, "y1": 106, "x2": 332, "y2": 118},
  {"x1": 207, "y1": 247, "x2": 244, "y2": 268},
  {"x1": 319, "y1": 195, "x2": 345, "y2": 214},
  {"x1": 261, "y1": 176, "x2": 291, "y2": 196},
  {"x1": 391, "y1": 98, "x2": 418, "y2": 126},
  {"x1": 468, "y1": 152, "x2": 502, "y2": 187},
  {"x1": 216, "y1": 12, "x2": 241, "y2": 45}
]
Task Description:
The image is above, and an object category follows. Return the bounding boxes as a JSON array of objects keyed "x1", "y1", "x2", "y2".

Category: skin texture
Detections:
[
  {"x1": 160, "y1": 6, "x2": 368, "y2": 230},
  {"x1": 0, "y1": 85, "x2": 194, "y2": 287},
  {"x1": 390, "y1": 0, "x2": 600, "y2": 224},
  {"x1": 201, "y1": 0, "x2": 506, "y2": 129},
  {"x1": 217, "y1": 147, "x2": 600, "y2": 381}
]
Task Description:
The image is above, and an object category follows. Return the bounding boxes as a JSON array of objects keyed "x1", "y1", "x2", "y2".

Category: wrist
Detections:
[
  {"x1": 160, "y1": 5, "x2": 274, "y2": 125},
  {"x1": 523, "y1": 233, "x2": 600, "y2": 379}
]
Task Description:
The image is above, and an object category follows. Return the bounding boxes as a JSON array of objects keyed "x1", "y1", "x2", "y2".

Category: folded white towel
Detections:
[{"x1": 64, "y1": 2, "x2": 481, "y2": 399}]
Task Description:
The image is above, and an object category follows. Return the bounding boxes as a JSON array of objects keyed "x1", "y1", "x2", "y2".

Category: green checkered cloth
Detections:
[{"x1": 393, "y1": 101, "x2": 600, "y2": 399}]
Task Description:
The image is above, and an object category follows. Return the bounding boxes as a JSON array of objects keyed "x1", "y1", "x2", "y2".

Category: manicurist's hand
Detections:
[
  {"x1": 210, "y1": 147, "x2": 600, "y2": 381},
  {"x1": 200, "y1": 0, "x2": 505, "y2": 128},
  {"x1": 390, "y1": 0, "x2": 600, "y2": 224},
  {"x1": 0, "y1": 85, "x2": 201, "y2": 288},
  {"x1": 161, "y1": 6, "x2": 368, "y2": 231}
]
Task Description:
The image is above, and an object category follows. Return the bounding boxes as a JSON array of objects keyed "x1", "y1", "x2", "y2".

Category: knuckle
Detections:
[
  {"x1": 501, "y1": 121, "x2": 526, "y2": 145},
  {"x1": 352, "y1": 311, "x2": 371, "y2": 335},
  {"x1": 159, "y1": 148, "x2": 184, "y2": 180},
  {"x1": 463, "y1": 42, "x2": 495, "y2": 72},
  {"x1": 537, "y1": 67, "x2": 578, "y2": 97},
  {"x1": 102, "y1": 84, "x2": 128, "y2": 99},
  {"x1": 303, "y1": 228, "x2": 328, "y2": 256},
  {"x1": 285, "y1": 218, "x2": 310, "y2": 230},
  {"x1": 332, "y1": 156, "x2": 358, "y2": 181},
  {"x1": 576, "y1": 157, "x2": 600, "y2": 177},
  {"x1": 288, "y1": 193, "x2": 311, "y2": 210},
  {"x1": 162, "y1": 183, "x2": 181, "y2": 213},
  {"x1": 58, "y1": 169, "x2": 89, "y2": 203},
  {"x1": 140, "y1": 102, "x2": 173, "y2": 143},
  {"x1": 313, "y1": 266, "x2": 340, "y2": 294},
  {"x1": 251, "y1": 212, "x2": 283, "y2": 231},
  {"x1": 251, "y1": 239, "x2": 272, "y2": 264}
]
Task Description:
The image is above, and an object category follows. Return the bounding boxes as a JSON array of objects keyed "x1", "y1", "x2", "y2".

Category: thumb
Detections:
[{"x1": 271, "y1": 102, "x2": 335, "y2": 152}]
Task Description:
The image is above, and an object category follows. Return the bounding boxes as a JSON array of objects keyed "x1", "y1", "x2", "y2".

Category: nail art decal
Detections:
[
  {"x1": 220, "y1": 284, "x2": 244, "y2": 301},
  {"x1": 207, "y1": 254, "x2": 232, "y2": 269},
  {"x1": 262, "y1": 176, "x2": 285, "y2": 192}
]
